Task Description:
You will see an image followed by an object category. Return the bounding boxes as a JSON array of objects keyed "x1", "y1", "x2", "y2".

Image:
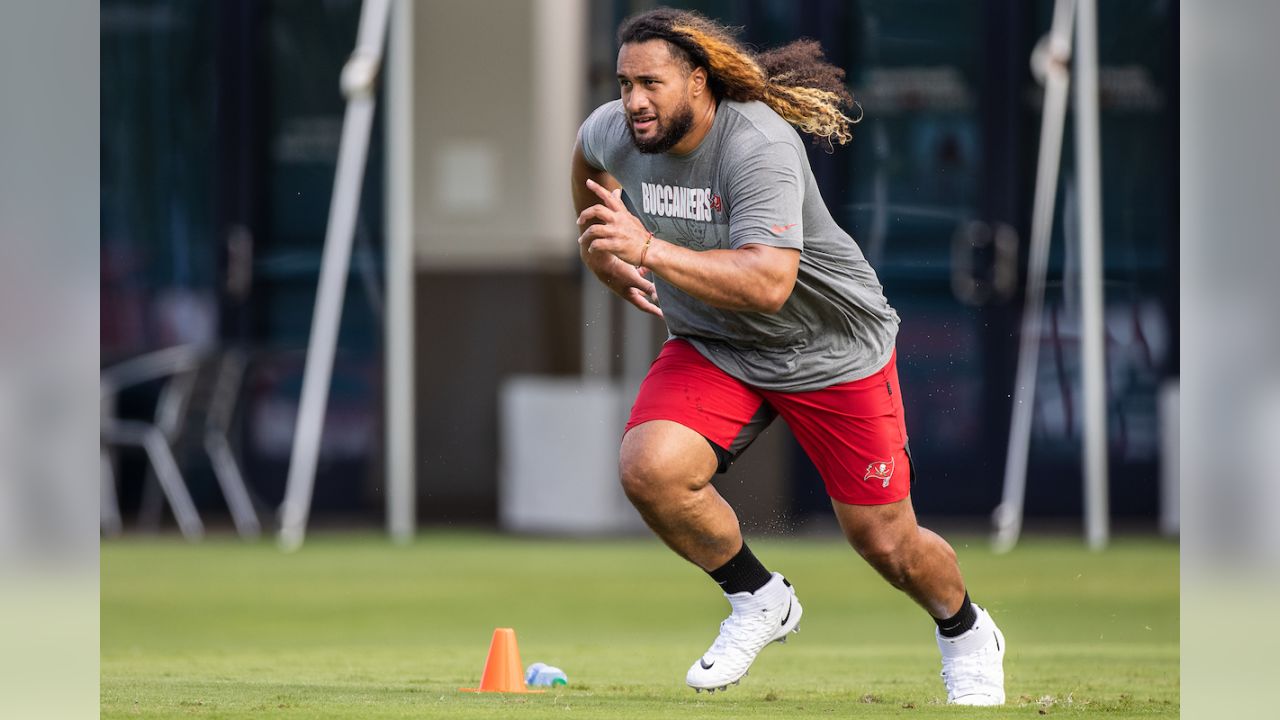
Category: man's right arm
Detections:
[{"x1": 571, "y1": 137, "x2": 662, "y2": 317}]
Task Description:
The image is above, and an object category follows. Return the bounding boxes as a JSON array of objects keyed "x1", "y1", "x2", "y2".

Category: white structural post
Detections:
[
  {"x1": 384, "y1": 0, "x2": 416, "y2": 544},
  {"x1": 279, "y1": 0, "x2": 393, "y2": 552},
  {"x1": 992, "y1": 0, "x2": 1075, "y2": 553},
  {"x1": 1074, "y1": 0, "x2": 1109, "y2": 549}
]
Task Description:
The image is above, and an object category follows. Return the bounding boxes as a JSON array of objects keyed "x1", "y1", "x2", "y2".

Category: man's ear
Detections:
[{"x1": 689, "y1": 66, "x2": 708, "y2": 96}]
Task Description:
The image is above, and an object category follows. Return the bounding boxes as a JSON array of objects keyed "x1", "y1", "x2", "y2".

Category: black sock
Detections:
[
  {"x1": 707, "y1": 542, "x2": 773, "y2": 595},
  {"x1": 935, "y1": 592, "x2": 978, "y2": 637}
]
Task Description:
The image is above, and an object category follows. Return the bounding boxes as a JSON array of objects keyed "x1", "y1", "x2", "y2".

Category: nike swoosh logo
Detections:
[
  {"x1": 780, "y1": 598, "x2": 793, "y2": 627},
  {"x1": 769, "y1": 223, "x2": 798, "y2": 235},
  {"x1": 700, "y1": 658, "x2": 714, "y2": 670}
]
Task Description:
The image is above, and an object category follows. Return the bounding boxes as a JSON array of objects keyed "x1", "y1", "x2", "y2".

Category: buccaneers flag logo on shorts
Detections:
[{"x1": 863, "y1": 458, "x2": 895, "y2": 488}]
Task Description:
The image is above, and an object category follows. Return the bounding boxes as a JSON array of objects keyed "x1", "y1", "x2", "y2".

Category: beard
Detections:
[{"x1": 627, "y1": 101, "x2": 695, "y2": 154}]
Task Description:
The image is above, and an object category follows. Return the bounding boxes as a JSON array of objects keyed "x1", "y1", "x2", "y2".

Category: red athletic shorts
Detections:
[{"x1": 624, "y1": 339, "x2": 913, "y2": 505}]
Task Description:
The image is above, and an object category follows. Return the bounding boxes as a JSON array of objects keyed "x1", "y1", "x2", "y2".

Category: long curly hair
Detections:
[{"x1": 617, "y1": 8, "x2": 860, "y2": 146}]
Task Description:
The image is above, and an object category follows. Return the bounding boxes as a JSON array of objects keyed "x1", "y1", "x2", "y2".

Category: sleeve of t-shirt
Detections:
[
  {"x1": 578, "y1": 100, "x2": 626, "y2": 173},
  {"x1": 724, "y1": 140, "x2": 805, "y2": 251}
]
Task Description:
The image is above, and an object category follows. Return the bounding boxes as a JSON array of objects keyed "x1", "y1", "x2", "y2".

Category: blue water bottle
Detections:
[{"x1": 525, "y1": 662, "x2": 569, "y2": 687}]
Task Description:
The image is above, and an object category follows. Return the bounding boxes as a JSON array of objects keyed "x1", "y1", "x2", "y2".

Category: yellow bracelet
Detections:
[{"x1": 638, "y1": 232, "x2": 654, "y2": 269}]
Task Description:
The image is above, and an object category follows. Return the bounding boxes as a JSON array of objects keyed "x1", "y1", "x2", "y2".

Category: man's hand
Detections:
[
  {"x1": 576, "y1": 179, "x2": 662, "y2": 317},
  {"x1": 577, "y1": 179, "x2": 653, "y2": 267},
  {"x1": 602, "y1": 262, "x2": 663, "y2": 318}
]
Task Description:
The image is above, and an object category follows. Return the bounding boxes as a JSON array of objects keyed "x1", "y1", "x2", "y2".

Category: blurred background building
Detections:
[{"x1": 100, "y1": 0, "x2": 1177, "y2": 536}]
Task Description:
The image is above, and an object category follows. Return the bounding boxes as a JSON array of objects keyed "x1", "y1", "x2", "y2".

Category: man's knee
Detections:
[
  {"x1": 618, "y1": 423, "x2": 716, "y2": 509},
  {"x1": 848, "y1": 530, "x2": 918, "y2": 587},
  {"x1": 619, "y1": 453, "x2": 704, "y2": 506},
  {"x1": 852, "y1": 534, "x2": 901, "y2": 569},
  {"x1": 618, "y1": 453, "x2": 671, "y2": 506}
]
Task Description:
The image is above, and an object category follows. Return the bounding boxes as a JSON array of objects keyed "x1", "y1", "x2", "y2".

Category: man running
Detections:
[{"x1": 571, "y1": 8, "x2": 1005, "y2": 705}]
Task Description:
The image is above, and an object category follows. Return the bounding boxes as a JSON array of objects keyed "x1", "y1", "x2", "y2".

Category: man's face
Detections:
[{"x1": 617, "y1": 40, "x2": 697, "y2": 154}]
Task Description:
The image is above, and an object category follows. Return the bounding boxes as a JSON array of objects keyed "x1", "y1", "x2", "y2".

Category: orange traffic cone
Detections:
[{"x1": 460, "y1": 628, "x2": 544, "y2": 693}]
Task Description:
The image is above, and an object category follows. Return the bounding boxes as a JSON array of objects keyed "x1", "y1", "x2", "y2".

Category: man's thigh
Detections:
[
  {"x1": 763, "y1": 350, "x2": 913, "y2": 505},
  {"x1": 625, "y1": 339, "x2": 775, "y2": 472}
]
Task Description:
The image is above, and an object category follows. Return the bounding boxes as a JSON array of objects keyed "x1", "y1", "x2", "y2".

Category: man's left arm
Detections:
[{"x1": 577, "y1": 144, "x2": 803, "y2": 314}]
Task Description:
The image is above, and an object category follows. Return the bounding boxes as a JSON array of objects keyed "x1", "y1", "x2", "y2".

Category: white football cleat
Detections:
[
  {"x1": 937, "y1": 605, "x2": 1006, "y2": 706},
  {"x1": 686, "y1": 572, "x2": 802, "y2": 692}
]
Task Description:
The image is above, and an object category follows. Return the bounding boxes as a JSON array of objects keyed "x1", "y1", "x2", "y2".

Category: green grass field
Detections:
[{"x1": 101, "y1": 532, "x2": 1178, "y2": 718}]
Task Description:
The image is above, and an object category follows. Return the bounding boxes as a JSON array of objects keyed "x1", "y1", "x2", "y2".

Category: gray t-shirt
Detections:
[{"x1": 579, "y1": 98, "x2": 899, "y2": 392}]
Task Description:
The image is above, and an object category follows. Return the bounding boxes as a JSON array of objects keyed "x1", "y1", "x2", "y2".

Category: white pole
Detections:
[
  {"x1": 384, "y1": 0, "x2": 416, "y2": 544},
  {"x1": 1158, "y1": 380, "x2": 1179, "y2": 536},
  {"x1": 1074, "y1": 0, "x2": 1109, "y2": 550},
  {"x1": 992, "y1": 0, "x2": 1075, "y2": 553},
  {"x1": 279, "y1": 0, "x2": 393, "y2": 552}
]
